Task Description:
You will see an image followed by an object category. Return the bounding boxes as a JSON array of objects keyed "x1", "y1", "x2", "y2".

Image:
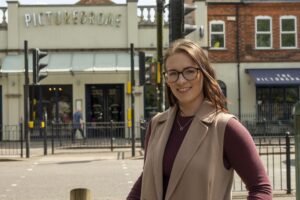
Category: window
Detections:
[
  {"x1": 256, "y1": 86, "x2": 298, "y2": 120},
  {"x1": 255, "y1": 16, "x2": 272, "y2": 49},
  {"x1": 210, "y1": 21, "x2": 225, "y2": 49},
  {"x1": 280, "y1": 16, "x2": 297, "y2": 48},
  {"x1": 29, "y1": 85, "x2": 73, "y2": 124},
  {"x1": 217, "y1": 80, "x2": 227, "y2": 97}
]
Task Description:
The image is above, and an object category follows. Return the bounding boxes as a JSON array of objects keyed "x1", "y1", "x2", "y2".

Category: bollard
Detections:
[
  {"x1": 70, "y1": 188, "x2": 92, "y2": 200},
  {"x1": 293, "y1": 101, "x2": 300, "y2": 200},
  {"x1": 285, "y1": 131, "x2": 291, "y2": 194}
]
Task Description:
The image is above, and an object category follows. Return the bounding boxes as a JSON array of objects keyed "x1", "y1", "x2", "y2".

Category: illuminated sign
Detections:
[{"x1": 24, "y1": 11, "x2": 122, "y2": 28}]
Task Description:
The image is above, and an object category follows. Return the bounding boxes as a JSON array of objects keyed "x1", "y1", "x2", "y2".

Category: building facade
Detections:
[
  {"x1": 1, "y1": 0, "x2": 299, "y2": 140},
  {"x1": 0, "y1": 0, "x2": 206, "y2": 140},
  {"x1": 207, "y1": 0, "x2": 300, "y2": 121}
]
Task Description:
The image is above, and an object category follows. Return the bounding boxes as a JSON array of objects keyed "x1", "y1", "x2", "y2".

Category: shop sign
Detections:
[{"x1": 24, "y1": 11, "x2": 122, "y2": 28}]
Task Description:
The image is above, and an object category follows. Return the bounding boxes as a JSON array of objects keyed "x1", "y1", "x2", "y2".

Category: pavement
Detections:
[{"x1": 0, "y1": 147, "x2": 297, "y2": 200}]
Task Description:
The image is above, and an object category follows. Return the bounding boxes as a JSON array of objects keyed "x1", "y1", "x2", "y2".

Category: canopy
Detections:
[
  {"x1": 246, "y1": 68, "x2": 300, "y2": 86},
  {"x1": 1, "y1": 52, "x2": 139, "y2": 73}
]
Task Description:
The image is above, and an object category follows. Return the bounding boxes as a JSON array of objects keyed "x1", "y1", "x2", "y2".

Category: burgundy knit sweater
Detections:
[{"x1": 127, "y1": 115, "x2": 272, "y2": 200}]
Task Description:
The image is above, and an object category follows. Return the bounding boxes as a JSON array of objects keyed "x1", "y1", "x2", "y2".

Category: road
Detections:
[
  {"x1": 0, "y1": 152, "x2": 143, "y2": 200},
  {"x1": 0, "y1": 148, "x2": 296, "y2": 200}
]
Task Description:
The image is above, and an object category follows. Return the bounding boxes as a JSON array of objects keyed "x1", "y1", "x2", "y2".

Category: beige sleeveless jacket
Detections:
[{"x1": 141, "y1": 101, "x2": 234, "y2": 200}]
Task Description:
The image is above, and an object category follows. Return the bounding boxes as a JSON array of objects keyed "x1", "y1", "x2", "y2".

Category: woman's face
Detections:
[{"x1": 165, "y1": 52, "x2": 204, "y2": 107}]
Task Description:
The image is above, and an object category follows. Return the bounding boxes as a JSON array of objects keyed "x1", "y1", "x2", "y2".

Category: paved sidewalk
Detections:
[{"x1": 233, "y1": 191, "x2": 295, "y2": 199}]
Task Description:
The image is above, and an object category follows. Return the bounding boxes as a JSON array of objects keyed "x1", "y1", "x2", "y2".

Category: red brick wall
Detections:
[{"x1": 208, "y1": 3, "x2": 300, "y2": 63}]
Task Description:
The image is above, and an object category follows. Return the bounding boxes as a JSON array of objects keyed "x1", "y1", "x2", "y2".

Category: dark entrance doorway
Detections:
[{"x1": 86, "y1": 84, "x2": 124, "y2": 123}]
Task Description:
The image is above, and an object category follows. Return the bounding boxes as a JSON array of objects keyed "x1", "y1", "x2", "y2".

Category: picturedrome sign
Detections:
[{"x1": 24, "y1": 10, "x2": 122, "y2": 28}]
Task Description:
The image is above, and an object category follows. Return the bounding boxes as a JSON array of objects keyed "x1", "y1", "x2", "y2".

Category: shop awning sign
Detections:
[{"x1": 246, "y1": 68, "x2": 300, "y2": 86}]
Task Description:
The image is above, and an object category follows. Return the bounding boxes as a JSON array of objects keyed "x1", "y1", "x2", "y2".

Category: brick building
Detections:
[{"x1": 207, "y1": 0, "x2": 300, "y2": 121}]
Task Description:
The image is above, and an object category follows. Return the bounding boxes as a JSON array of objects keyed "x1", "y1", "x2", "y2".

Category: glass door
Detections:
[{"x1": 86, "y1": 84, "x2": 124, "y2": 123}]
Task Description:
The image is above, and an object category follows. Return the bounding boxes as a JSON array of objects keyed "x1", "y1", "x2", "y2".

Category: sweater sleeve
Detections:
[
  {"x1": 126, "y1": 121, "x2": 152, "y2": 200},
  {"x1": 224, "y1": 118, "x2": 272, "y2": 200}
]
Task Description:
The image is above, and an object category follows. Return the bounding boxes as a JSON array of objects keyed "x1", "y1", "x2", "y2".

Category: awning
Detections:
[
  {"x1": 246, "y1": 68, "x2": 300, "y2": 86},
  {"x1": 0, "y1": 52, "x2": 139, "y2": 73}
]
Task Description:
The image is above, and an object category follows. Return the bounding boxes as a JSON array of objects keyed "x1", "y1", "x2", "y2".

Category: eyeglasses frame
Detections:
[{"x1": 163, "y1": 66, "x2": 201, "y2": 83}]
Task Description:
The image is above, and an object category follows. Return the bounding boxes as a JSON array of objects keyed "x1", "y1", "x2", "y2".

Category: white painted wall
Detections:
[
  {"x1": 213, "y1": 63, "x2": 239, "y2": 114},
  {"x1": 12, "y1": 4, "x2": 128, "y2": 49}
]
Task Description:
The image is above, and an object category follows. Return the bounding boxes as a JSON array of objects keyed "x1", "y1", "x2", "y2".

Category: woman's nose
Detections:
[{"x1": 176, "y1": 73, "x2": 186, "y2": 83}]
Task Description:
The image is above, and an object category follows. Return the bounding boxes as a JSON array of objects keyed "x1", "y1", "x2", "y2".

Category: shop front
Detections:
[{"x1": 247, "y1": 68, "x2": 300, "y2": 121}]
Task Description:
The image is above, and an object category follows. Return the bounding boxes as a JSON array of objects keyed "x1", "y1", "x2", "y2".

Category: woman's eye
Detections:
[
  {"x1": 168, "y1": 71, "x2": 177, "y2": 76},
  {"x1": 185, "y1": 69, "x2": 196, "y2": 74}
]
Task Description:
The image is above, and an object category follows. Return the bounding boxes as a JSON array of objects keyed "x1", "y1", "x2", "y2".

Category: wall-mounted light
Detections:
[{"x1": 199, "y1": 25, "x2": 204, "y2": 38}]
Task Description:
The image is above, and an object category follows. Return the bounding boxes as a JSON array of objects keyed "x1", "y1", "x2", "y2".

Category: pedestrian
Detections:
[
  {"x1": 127, "y1": 39, "x2": 272, "y2": 200},
  {"x1": 72, "y1": 109, "x2": 85, "y2": 142}
]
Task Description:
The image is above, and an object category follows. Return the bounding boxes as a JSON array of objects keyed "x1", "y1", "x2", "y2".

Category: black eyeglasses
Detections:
[{"x1": 163, "y1": 67, "x2": 201, "y2": 83}]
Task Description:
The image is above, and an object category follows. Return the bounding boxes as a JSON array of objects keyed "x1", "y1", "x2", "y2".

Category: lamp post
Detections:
[
  {"x1": 156, "y1": 0, "x2": 164, "y2": 112},
  {"x1": 24, "y1": 40, "x2": 30, "y2": 158}
]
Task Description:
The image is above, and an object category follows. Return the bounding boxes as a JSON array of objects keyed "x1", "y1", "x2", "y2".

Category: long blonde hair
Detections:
[{"x1": 164, "y1": 39, "x2": 228, "y2": 112}]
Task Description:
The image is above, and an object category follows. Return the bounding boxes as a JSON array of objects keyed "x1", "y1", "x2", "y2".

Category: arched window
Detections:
[{"x1": 217, "y1": 80, "x2": 227, "y2": 97}]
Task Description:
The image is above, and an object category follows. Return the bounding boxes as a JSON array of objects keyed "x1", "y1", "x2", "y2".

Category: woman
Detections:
[{"x1": 127, "y1": 39, "x2": 272, "y2": 200}]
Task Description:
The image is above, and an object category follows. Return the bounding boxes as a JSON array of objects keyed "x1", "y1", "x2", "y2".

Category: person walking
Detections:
[
  {"x1": 127, "y1": 39, "x2": 272, "y2": 200},
  {"x1": 72, "y1": 109, "x2": 85, "y2": 142}
]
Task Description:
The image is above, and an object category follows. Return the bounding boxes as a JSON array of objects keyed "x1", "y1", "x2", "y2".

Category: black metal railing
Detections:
[
  {"x1": 0, "y1": 124, "x2": 23, "y2": 156},
  {"x1": 232, "y1": 133, "x2": 295, "y2": 193},
  {"x1": 237, "y1": 113, "x2": 294, "y2": 136}
]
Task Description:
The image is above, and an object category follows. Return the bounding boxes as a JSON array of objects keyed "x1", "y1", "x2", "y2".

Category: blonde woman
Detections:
[{"x1": 127, "y1": 39, "x2": 272, "y2": 200}]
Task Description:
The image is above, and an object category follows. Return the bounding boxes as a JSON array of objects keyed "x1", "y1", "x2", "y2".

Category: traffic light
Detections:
[
  {"x1": 139, "y1": 51, "x2": 146, "y2": 86},
  {"x1": 32, "y1": 48, "x2": 48, "y2": 84},
  {"x1": 169, "y1": 0, "x2": 197, "y2": 43},
  {"x1": 149, "y1": 62, "x2": 157, "y2": 85}
]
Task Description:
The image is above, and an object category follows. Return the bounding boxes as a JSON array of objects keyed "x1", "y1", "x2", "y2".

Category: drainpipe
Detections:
[{"x1": 236, "y1": 4, "x2": 241, "y2": 120}]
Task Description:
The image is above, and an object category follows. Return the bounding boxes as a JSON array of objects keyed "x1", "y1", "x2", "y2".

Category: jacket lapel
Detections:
[
  {"x1": 152, "y1": 106, "x2": 178, "y2": 200},
  {"x1": 165, "y1": 101, "x2": 218, "y2": 200}
]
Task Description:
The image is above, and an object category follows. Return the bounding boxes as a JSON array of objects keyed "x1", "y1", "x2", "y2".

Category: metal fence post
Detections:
[
  {"x1": 20, "y1": 122, "x2": 23, "y2": 158},
  {"x1": 286, "y1": 131, "x2": 291, "y2": 194},
  {"x1": 51, "y1": 123, "x2": 54, "y2": 155},
  {"x1": 293, "y1": 101, "x2": 300, "y2": 200},
  {"x1": 110, "y1": 120, "x2": 113, "y2": 152},
  {"x1": 43, "y1": 123, "x2": 47, "y2": 156}
]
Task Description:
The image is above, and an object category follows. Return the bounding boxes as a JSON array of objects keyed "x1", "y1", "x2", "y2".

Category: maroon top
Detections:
[{"x1": 127, "y1": 115, "x2": 272, "y2": 200}]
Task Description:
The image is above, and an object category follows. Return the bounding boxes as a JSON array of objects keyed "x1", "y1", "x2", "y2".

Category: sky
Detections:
[{"x1": 0, "y1": 0, "x2": 158, "y2": 6}]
